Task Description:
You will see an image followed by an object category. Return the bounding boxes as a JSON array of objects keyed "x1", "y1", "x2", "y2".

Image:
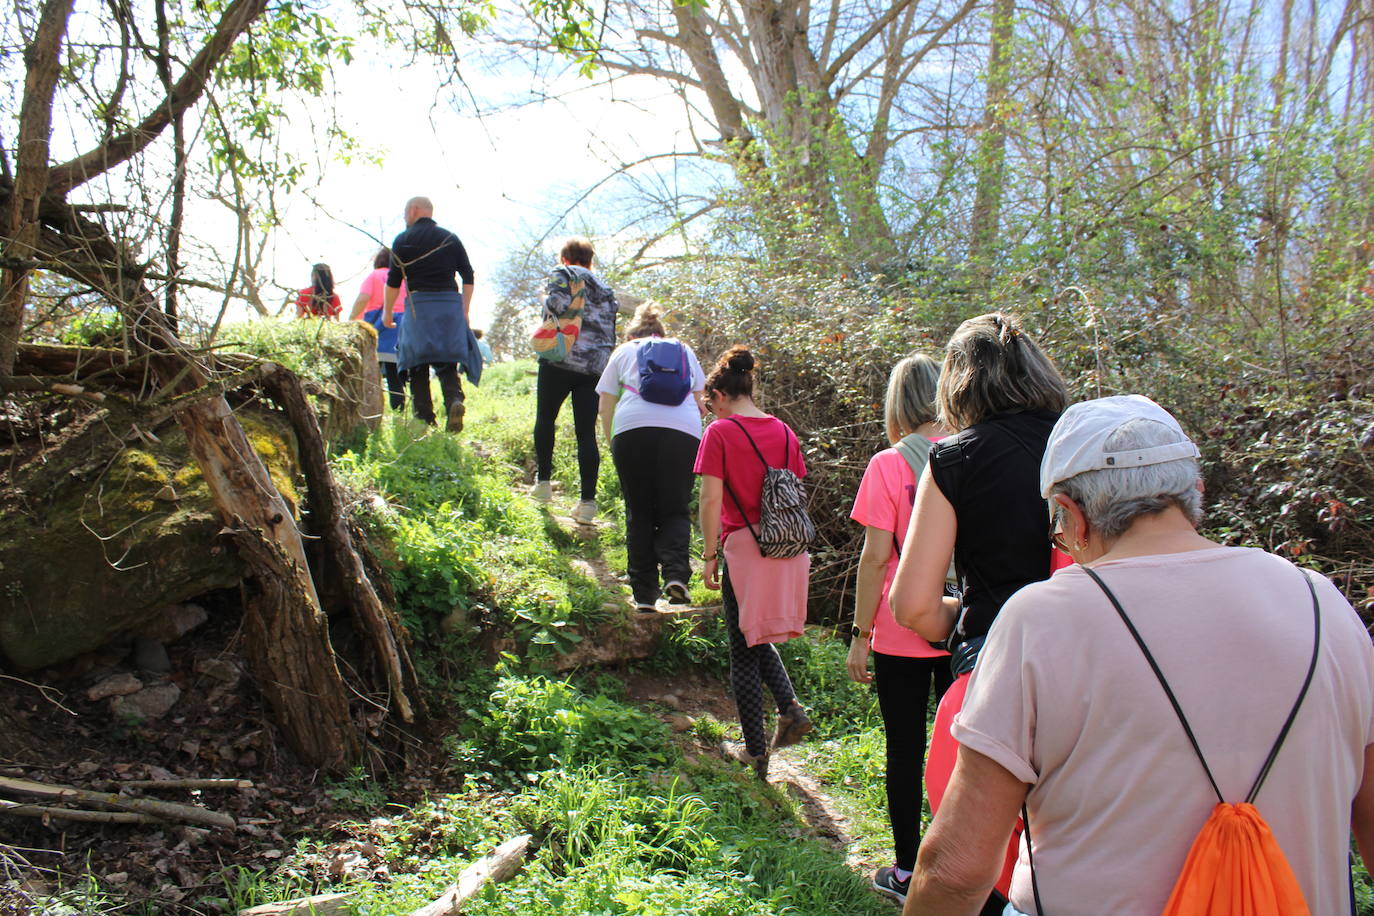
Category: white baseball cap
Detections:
[{"x1": 1040, "y1": 395, "x2": 1200, "y2": 498}]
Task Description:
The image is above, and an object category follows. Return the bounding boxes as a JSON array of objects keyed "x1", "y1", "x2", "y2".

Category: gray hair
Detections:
[
  {"x1": 885, "y1": 354, "x2": 941, "y2": 443},
  {"x1": 1051, "y1": 418, "x2": 1203, "y2": 540}
]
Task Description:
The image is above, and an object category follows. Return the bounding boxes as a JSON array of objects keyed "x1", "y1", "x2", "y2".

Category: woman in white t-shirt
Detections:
[
  {"x1": 596, "y1": 304, "x2": 706, "y2": 611},
  {"x1": 846, "y1": 354, "x2": 952, "y2": 905}
]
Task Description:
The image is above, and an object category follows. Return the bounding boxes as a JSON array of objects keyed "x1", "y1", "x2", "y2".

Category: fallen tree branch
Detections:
[
  {"x1": 0, "y1": 776, "x2": 235, "y2": 829},
  {"x1": 409, "y1": 834, "x2": 532, "y2": 916},
  {"x1": 121, "y1": 778, "x2": 253, "y2": 791},
  {"x1": 0, "y1": 675, "x2": 75, "y2": 716},
  {"x1": 237, "y1": 891, "x2": 355, "y2": 916},
  {"x1": 0, "y1": 798, "x2": 158, "y2": 825},
  {"x1": 260, "y1": 363, "x2": 424, "y2": 726}
]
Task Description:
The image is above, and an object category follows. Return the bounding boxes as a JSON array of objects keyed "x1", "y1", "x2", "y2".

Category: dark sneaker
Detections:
[
  {"x1": 720, "y1": 740, "x2": 769, "y2": 780},
  {"x1": 446, "y1": 401, "x2": 465, "y2": 433},
  {"x1": 664, "y1": 580, "x2": 690, "y2": 605},
  {"x1": 771, "y1": 702, "x2": 814, "y2": 749},
  {"x1": 871, "y1": 866, "x2": 910, "y2": 904}
]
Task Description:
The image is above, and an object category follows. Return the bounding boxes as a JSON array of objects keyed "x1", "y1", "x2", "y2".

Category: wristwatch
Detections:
[{"x1": 850, "y1": 624, "x2": 872, "y2": 639}]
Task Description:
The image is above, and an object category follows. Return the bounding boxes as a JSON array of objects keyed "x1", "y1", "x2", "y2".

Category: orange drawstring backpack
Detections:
[{"x1": 1019, "y1": 566, "x2": 1321, "y2": 916}]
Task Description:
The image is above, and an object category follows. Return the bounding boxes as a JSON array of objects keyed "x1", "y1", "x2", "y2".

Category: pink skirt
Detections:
[{"x1": 722, "y1": 527, "x2": 809, "y2": 647}]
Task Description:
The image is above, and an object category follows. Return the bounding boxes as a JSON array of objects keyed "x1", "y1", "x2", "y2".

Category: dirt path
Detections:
[{"x1": 547, "y1": 509, "x2": 883, "y2": 882}]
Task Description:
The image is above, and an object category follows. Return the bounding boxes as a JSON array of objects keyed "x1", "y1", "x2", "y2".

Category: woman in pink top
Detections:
[
  {"x1": 846, "y1": 354, "x2": 952, "y2": 905},
  {"x1": 695, "y1": 345, "x2": 812, "y2": 780},
  {"x1": 348, "y1": 249, "x2": 408, "y2": 411}
]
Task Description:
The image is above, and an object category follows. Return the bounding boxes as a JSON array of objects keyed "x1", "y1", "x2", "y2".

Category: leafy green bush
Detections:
[
  {"x1": 216, "y1": 319, "x2": 371, "y2": 388},
  {"x1": 448, "y1": 675, "x2": 677, "y2": 781},
  {"x1": 58, "y1": 309, "x2": 123, "y2": 347}
]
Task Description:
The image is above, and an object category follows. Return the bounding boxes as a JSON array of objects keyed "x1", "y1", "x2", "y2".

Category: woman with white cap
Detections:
[{"x1": 902, "y1": 394, "x2": 1374, "y2": 916}]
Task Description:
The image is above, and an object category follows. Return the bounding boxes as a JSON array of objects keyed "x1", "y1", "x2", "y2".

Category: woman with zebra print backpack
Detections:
[{"x1": 694, "y1": 345, "x2": 813, "y2": 780}]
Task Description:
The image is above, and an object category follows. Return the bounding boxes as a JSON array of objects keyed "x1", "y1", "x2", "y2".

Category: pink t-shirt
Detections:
[
  {"x1": 694, "y1": 415, "x2": 806, "y2": 537},
  {"x1": 850, "y1": 447, "x2": 947, "y2": 658},
  {"x1": 358, "y1": 268, "x2": 406, "y2": 314},
  {"x1": 954, "y1": 547, "x2": 1374, "y2": 916}
]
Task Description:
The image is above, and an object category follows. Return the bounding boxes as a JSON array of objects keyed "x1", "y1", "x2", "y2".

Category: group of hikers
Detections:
[
  {"x1": 292, "y1": 196, "x2": 495, "y2": 431},
  {"x1": 302, "y1": 196, "x2": 1374, "y2": 916}
]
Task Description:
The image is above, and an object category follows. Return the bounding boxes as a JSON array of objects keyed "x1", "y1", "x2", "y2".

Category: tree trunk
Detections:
[
  {"x1": 968, "y1": 0, "x2": 1014, "y2": 289},
  {"x1": 0, "y1": 0, "x2": 76, "y2": 376},
  {"x1": 7, "y1": 193, "x2": 363, "y2": 771},
  {"x1": 260, "y1": 365, "x2": 423, "y2": 726}
]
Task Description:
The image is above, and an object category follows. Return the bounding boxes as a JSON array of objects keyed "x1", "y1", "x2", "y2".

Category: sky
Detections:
[{"x1": 241, "y1": 36, "x2": 701, "y2": 331}]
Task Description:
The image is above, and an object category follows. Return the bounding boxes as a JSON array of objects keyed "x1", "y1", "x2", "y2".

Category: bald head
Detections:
[{"x1": 404, "y1": 196, "x2": 434, "y2": 226}]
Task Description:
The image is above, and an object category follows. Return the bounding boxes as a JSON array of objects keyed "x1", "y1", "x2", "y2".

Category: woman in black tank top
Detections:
[
  {"x1": 889, "y1": 312, "x2": 1069, "y2": 651},
  {"x1": 886, "y1": 312, "x2": 1069, "y2": 914}
]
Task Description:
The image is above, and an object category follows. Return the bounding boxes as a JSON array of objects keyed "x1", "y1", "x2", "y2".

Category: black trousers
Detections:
[
  {"x1": 380, "y1": 362, "x2": 407, "y2": 412},
  {"x1": 610, "y1": 426, "x2": 697, "y2": 604},
  {"x1": 873, "y1": 650, "x2": 954, "y2": 871},
  {"x1": 533, "y1": 360, "x2": 600, "y2": 501},
  {"x1": 408, "y1": 363, "x2": 462, "y2": 425}
]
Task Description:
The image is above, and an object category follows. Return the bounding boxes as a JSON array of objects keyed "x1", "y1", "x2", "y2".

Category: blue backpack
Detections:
[{"x1": 625, "y1": 338, "x2": 691, "y2": 406}]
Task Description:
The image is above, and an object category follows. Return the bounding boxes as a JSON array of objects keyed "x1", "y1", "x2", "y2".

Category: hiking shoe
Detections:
[
  {"x1": 772, "y1": 702, "x2": 814, "y2": 749},
  {"x1": 445, "y1": 401, "x2": 465, "y2": 433},
  {"x1": 635, "y1": 602, "x2": 659, "y2": 614},
  {"x1": 531, "y1": 480, "x2": 553, "y2": 503},
  {"x1": 664, "y1": 580, "x2": 690, "y2": 605},
  {"x1": 871, "y1": 866, "x2": 910, "y2": 904},
  {"x1": 720, "y1": 741, "x2": 769, "y2": 781},
  {"x1": 571, "y1": 499, "x2": 597, "y2": 524}
]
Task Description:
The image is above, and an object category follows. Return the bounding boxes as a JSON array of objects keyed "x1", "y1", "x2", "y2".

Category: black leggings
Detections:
[
  {"x1": 533, "y1": 361, "x2": 600, "y2": 501},
  {"x1": 381, "y1": 362, "x2": 406, "y2": 412},
  {"x1": 723, "y1": 561, "x2": 797, "y2": 758},
  {"x1": 873, "y1": 650, "x2": 954, "y2": 871}
]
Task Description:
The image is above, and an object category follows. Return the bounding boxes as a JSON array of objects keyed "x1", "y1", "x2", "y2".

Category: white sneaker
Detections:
[
  {"x1": 571, "y1": 499, "x2": 597, "y2": 524},
  {"x1": 531, "y1": 480, "x2": 553, "y2": 503}
]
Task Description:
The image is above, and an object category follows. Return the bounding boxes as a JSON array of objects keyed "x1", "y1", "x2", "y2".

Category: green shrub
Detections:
[{"x1": 448, "y1": 675, "x2": 677, "y2": 781}]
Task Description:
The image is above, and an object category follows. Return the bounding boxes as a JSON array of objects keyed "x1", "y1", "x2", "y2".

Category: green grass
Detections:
[{"x1": 201, "y1": 359, "x2": 899, "y2": 915}]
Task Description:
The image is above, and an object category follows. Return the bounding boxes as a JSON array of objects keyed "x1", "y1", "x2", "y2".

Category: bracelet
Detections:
[{"x1": 702, "y1": 554, "x2": 718, "y2": 561}]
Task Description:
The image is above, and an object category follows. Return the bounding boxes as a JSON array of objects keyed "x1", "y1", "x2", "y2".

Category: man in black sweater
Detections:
[{"x1": 383, "y1": 196, "x2": 480, "y2": 432}]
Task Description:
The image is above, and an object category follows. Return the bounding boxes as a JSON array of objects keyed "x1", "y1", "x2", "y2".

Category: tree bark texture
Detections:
[
  {"x1": 0, "y1": 0, "x2": 77, "y2": 376},
  {"x1": 967, "y1": 0, "x2": 1014, "y2": 288},
  {"x1": 260, "y1": 365, "x2": 423, "y2": 726}
]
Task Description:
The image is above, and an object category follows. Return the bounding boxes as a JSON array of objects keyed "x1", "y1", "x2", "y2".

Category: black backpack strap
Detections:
[
  {"x1": 1024, "y1": 802, "x2": 1044, "y2": 916},
  {"x1": 1245, "y1": 570, "x2": 1321, "y2": 803},
  {"x1": 1080, "y1": 564, "x2": 1224, "y2": 802},
  {"x1": 1081, "y1": 564, "x2": 1322, "y2": 807},
  {"x1": 719, "y1": 418, "x2": 763, "y2": 546}
]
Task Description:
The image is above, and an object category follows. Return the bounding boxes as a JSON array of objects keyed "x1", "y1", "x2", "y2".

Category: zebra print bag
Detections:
[{"x1": 722, "y1": 417, "x2": 815, "y2": 559}]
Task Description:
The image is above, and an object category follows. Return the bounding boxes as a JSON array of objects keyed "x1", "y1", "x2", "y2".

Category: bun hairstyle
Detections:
[
  {"x1": 937, "y1": 311, "x2": 1068, "y2": 431},
  {"x1": 625, "y1": 303, "x2": 667, "y2": 340},
  {"x1": 705, "y1": 344, "x2": 756, "y2": 400}
]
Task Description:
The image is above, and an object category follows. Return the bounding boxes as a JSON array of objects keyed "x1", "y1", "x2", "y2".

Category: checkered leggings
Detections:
[{"x1": 722, "y1": 562, "x2": 798, "y2": 757}]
